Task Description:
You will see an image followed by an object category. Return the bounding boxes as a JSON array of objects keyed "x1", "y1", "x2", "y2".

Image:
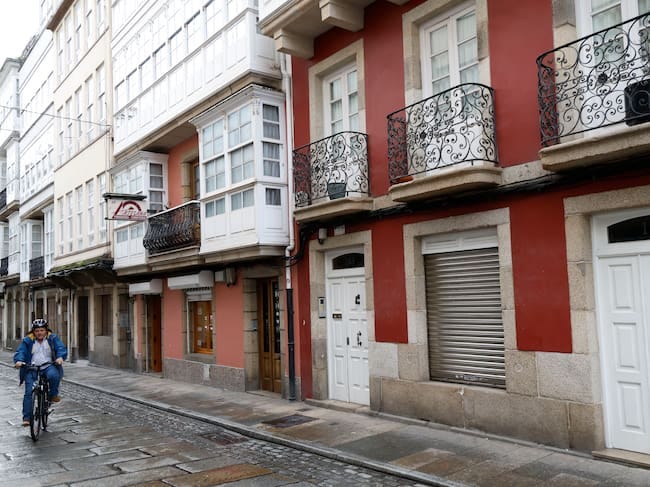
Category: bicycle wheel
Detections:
[
  {"x1": 42, "y1": 385, "x2": 50, "y2": 430},
  {"x1": 29, "y1": 388, "x2": 41, "y2": 441}
]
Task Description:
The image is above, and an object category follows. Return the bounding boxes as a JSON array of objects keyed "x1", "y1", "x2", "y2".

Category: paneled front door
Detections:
[
  {"x1": 595, "y1": 209, "x2": 650, "y2": 454},
  {"x1": 327, "y1": 250, "x2": 369, "y2": 405}
]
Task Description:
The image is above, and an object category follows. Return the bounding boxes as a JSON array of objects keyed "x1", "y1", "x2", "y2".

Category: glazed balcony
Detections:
[
  {"x1": 387, "y1": 83, "x2": 501, "y2": 203},
  {"x1": 0, "y1": 179, "x2": 20, "y2": 220},
  {"x1": 293, "y1": 131, "x2": 372, "y2": 223},
  {"x1": 29, "y1": 256, "x2": 44, "y2": 280},
  {"x1": 538, "y1": 12, "x2": 650, "y2": 171},
  {"x1": 143, "y1": 201, "x2": 201, "y2": 256}
]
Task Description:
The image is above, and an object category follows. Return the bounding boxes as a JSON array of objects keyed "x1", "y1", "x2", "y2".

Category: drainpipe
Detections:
[{"x1": 282, "y1": 52, "x2": 297, "y2": 401}]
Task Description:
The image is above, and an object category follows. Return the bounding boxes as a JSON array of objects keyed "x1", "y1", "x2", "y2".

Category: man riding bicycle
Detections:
[{"x1": 14, "y1": 319, "x2": 67, "y2": 426}]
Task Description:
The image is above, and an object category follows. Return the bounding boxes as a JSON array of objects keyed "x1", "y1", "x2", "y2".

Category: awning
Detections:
[
  {"x1": 167, "y1": 270, "x2": 213, "y2": 290},
  {"x1": 129, "y1": 279, "x2": 162, "y2": 296},
  {"x1": 48, "y1": 257, "x2": 116, "y2": 288}
]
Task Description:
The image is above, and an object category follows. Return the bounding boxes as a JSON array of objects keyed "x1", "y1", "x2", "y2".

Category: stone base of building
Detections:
[
  {"x1": 163, "y1": 357, "x2": 245, "y2": 391},
  {"x1": 370, "y1": 376, "x2": 605, "y2": 452}
]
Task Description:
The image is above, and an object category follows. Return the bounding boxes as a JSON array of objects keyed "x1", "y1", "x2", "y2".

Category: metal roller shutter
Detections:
[{"x1": 424, "y1": 247, "x2": 505, "y2": 388}]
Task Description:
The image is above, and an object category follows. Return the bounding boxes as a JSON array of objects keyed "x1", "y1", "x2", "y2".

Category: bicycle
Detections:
[{"x1": 26, "y1": 362, "x2": 53, "y2": 441}]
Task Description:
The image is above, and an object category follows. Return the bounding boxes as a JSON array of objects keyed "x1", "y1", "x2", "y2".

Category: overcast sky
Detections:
[{"x1": 0, "y1": 0, "x2": 39, "y2": 62}]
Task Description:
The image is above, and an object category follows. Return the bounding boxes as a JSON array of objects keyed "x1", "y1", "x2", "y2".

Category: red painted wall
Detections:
[
  {"x1": 215, "y1": 280, "x2": 245, "y2": 368},
  {"x1": 362, "y1": 1, "x2": 407, "y2": 195},
  {"x1": 166, "y1": 134, "x2": 198, "y2": 207},
  {"x1": 487, "y1": 0, "x2": 554, "y2": 166},
  {"x1": 510, "y1": 194, "x2": 572, "y2": 352},
  {"x1": 372, "y1": 220, "x2": 408, "y2": 343},
  {"x1": 163, "y1": 284, "x2": 184, "y2": 359}
]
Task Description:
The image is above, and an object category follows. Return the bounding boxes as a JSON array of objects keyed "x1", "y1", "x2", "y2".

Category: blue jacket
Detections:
[{"x1": 14, "y1": 331, "x2": 68, "y2": 384}]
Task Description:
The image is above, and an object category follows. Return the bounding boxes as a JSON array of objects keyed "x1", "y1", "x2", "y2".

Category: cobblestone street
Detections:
[{"x1": 0, "y1": 368, "x2": 422, "y2": 487}]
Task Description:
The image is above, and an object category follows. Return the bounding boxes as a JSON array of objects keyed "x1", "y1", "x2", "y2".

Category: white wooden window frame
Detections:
[{"x1": 419, "y1": 1, "x2": 478, "y2": 98}]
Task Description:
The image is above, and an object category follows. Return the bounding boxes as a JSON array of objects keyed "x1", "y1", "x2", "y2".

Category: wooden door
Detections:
[
  {"x1": 77, "y1": 296, "x2": 89, "y2": 359},
  {"x1": 147, "y1": 295, "x2": 162, "y2": 372},
  {"x1": 258, "y1": 279, "x2": 281, "y2": 393}
]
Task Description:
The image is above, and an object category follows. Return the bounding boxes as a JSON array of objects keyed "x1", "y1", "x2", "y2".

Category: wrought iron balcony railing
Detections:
[
  {"x1": 0, "y1": 257, "x2": 7, "y2": 276},
  {"x1": 0, "y1": 188, "x2": 6, "y2": 210},
  {"x1": 29, "y1": 256, "x2": 44, "y2": 280},
  {"x1": 387, "y1": 83, "x2": 498, "y2": 183},
  {"x1": 293, "y1": 131, "x2": 369, "y2": 207},
  {"x1": 143, "y1": 201, "x2": 201, "y2": 255},
  {"x1": 537, "y1": 12, "x2": 650, "y2": 147}
]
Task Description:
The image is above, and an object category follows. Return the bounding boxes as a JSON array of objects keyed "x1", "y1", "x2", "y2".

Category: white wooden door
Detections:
[
  {"x1": 327, "y1": 274, "x2": 369, "y2": 405},
  {"x1": 597, "y1": 254, "x2": 650, "y2": 453}
]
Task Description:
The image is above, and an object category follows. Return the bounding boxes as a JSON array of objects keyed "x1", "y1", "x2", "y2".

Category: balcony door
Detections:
[
  {"x1": 417, "y1": 3, "x2": 486, "y2": 174},
  {"x1": 421, "y1": 3, "x2": 478, "y2": 98},
  {"x1": 320, "y1": 65, "x2": 360, "y2": 199}
]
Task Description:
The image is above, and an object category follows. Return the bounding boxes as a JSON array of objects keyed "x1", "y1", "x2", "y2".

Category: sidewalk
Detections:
[{"x1": 2, "y1": 351, "x2": 650, "y2": 486}]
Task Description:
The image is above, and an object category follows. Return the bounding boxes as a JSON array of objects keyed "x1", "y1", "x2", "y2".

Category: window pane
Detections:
[
  {"x1": 347, "y1": 70, "x2": 357, "y2": 92},
  {"x1": 349, "y1": 92, "x2": 358, "y2": 115},
  {"x1": 349, "y1": 113, "x2": 359, "y2": 131},
  {"x1": 231, "y1": 192, "x2": 241, "y2": 210},
  {"x1": 456, "y1": 12, "x2": 476, "y2": 42},
  {"x1": 330, "y1": 99, "x2": 342, "y2": 123},
  {"x1": 430, "y1": 25, "x2": 448, "y2": 55},
  {"x1": 242, "y1": 189, "x2": 254, "y2": 207},
  {"x1": 458, "y1": 38, "x2": 477, "y2": 70},
  {"x1": 592, "y1": 5, "x2": 621, "y2": 30},
  {"x1": 265, "y1": 188, "x2": 281, "y2": 205},
  {"x1": 432, "y1": 77, "x2": 450, "y2": 95},
  {"x1": 216, "y1": 198, "x2": 224, "y2": 214},
  {"x1": 640, "y1": 0, "x2": 650, "y2": 14},
  {"x1": 431, "y1": 52, "x2": 450, "y2": 81},
  {"x1": 331, "y1": 78, "x2": 342, "y2": 101},
  {"x1": 263, "y1": 142, "x2": 280, "y2": 177},
  {"x1": 263, "y1": 104, "x2": 279, "y2": 121},
  {"x1": 460, "y1": 64, "x2": 479, "y2": 84}
]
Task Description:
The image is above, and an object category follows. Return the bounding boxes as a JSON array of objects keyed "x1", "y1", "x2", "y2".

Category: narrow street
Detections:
[{"x1": 0, "y1": 368, "x2": 421, "y2": 487}]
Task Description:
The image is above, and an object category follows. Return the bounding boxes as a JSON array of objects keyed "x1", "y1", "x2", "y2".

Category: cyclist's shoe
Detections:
[
  {"x1": 51, "y1": 396, "x2": 61, "y2": 403},
  {"x1": 22, "y1": 419, "x2": 29, "y2": 427}
]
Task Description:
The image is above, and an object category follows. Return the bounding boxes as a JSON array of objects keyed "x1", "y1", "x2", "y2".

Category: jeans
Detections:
[{"x1": 22, "y1": 366, "x2": 61, "y2": 420}]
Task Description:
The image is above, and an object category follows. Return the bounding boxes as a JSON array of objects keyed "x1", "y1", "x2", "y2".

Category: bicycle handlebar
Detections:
[{"x1": 26, "y1": 362, "x2": 53, "y2": 371}]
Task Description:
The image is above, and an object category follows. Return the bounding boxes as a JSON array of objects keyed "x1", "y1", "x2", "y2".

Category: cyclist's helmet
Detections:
[{"x1": 31, "y1": 318, "x2": 48, "y2": 331}]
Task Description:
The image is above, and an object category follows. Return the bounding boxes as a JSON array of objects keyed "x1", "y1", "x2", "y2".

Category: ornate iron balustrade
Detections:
[
  {"x1": 293, "y1": 131, "x2": 369, "y2": 207},
  {"x1": 538, "y1": 12, "x2": 650, "y2": 147},
  {"x1": 387, "y1": 83, "x2": 498, "y2": 183},
  {"x1": 143, "y1": 201, "x2": 200, "y2": 255},
  {"x1": 0, "y1": 188, "x2": 6, "y2": 210},
  {"x1": 0, "y1": 257, "x2": 7, "y2": 276},
  {"x1": 29, "y1": 256, "x2": 44, "y2": 280}
]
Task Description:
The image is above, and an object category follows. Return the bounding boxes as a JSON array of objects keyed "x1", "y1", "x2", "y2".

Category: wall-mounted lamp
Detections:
[{"x1": 318, "y1": 227, "x2": 327, "y2": 244}]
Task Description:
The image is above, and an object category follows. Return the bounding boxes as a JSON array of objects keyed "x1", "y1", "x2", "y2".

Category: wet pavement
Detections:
[{"x1": 2, "y1": 350, "x2": 650, "y2": 486}]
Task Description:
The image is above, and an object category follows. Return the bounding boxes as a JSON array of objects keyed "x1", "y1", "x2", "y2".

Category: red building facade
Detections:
[{"x1": 261, "y1": 0, "x2": 650, "y2": 455}]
